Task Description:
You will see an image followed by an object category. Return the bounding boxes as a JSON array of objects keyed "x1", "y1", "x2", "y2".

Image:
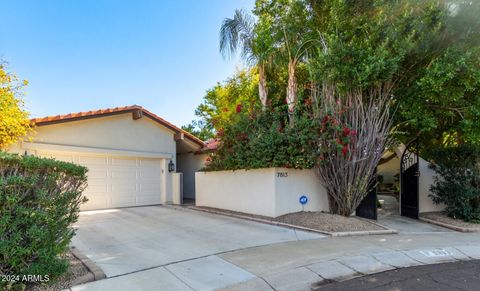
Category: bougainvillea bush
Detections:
[
  {"x1": 205, "y1": 104, "x2": 319, "y2": 171},
  {"x1": 0, "y1": 152, "x2": 87, "y2": 290}
]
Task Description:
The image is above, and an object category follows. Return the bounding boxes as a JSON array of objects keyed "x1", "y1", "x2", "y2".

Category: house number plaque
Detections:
[{"x1": 277, "y1": 172, "x2": 288, "y2": 178}]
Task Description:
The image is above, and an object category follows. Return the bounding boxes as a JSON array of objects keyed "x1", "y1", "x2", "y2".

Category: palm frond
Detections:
[{"x1": 219, "y1": 9, "x2": 255, "y2": 61}]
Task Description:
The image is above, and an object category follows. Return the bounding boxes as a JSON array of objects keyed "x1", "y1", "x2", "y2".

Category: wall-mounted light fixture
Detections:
[{"x1": 168, "y1": 160, "x2": 175, "y2": 172}]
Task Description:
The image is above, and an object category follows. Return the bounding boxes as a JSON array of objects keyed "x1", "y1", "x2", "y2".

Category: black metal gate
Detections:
[
  {"x1": 400, "y1": 140, "x2": 419, "y2": 219},
  {"x1": 356, "y1": 172, "x2": 378, "y2": 220}
]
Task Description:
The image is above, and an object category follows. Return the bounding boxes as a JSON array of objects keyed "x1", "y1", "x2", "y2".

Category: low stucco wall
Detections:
[{"x1": 195, "y1": 168, "x2": 329, "y2": 217}]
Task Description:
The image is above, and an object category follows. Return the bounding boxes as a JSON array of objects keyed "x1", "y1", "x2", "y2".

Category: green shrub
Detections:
[
  {"x1": 0, "y1": 152, "x2": 88, "y2": 290},
  {"x1": 429, "y1": 145, "x2": 480, "y2": 222},
  {"x1": 205, "y1": 106, "x2": 319, "y2": 171}
]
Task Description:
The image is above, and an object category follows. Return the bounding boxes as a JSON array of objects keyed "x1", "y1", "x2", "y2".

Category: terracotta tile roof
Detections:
[
  {"x1": 31, "y1": 105, "x2": 205, "y2": 147},
  {"x1": 195, "y1": 138, "x2": 220, "y2": 154}
]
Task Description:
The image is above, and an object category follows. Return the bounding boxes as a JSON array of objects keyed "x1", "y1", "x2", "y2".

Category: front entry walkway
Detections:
[
  {"x1": 378, "y1": 215, "x2": 450, "y2": 234},
  {"x1": 377, "y1": 194, "x2": 449, "y2": 234}
]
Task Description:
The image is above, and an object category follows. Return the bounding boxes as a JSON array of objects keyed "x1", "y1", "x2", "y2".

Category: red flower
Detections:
[
  {"x1": 350, "y1": 130, "x2": 357, "y2": 136},
  {"x1": 322, "y1": 115, "x2": 330, "y2": 124},
  {"x1": 236, "y1": 104, "x2": 242, "y2": 113},
  {"x1": 342, "y1": 145, "x2": 349, "y2": 157},
  {"x1": 238, "y1": 132, "x2": 248, "y2": 140},
  {"x1": 343, "y1": 127, "x2": 350, "y2": 136}
]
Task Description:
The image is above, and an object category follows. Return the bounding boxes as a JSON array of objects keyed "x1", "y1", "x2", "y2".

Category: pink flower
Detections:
[{"x1": 236, "y1": 104, "x2": 242, "y2": 113}]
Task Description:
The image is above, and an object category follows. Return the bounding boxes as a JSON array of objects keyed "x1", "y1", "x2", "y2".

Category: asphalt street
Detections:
[{"x1": 315, "y1": 260, "x2": 480, "y2": 291}]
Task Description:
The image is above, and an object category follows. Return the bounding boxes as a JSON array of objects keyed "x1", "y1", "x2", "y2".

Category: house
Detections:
[{"x1": 9, "y1": 105, "x2": 208, "y2": 210}]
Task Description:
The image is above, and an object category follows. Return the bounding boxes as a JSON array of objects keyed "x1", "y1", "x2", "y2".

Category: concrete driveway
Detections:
[
  {"x1": 70, "y1": 206, "x2": 480, "y2": 291},
  {"x1": 71, "y1": 205, "x2": 325, "y2": 278}
]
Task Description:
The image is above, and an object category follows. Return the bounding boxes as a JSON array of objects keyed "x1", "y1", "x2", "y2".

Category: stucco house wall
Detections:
[
  {"x1": 377, "y1": 151, "x2": 399, "y2": 184},
  {"x1": 23, "y1": 114, "x2": 177, "y2": 154},
  {"x1": 418, "y1": 158, "x2": 445, "y2": 213},
  {"x1": 176, "y1": 152, "x2": 208, "y2": 199}
]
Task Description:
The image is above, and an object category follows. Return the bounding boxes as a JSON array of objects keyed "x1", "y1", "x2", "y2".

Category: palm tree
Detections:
[{"x1": 219, "y1": 9, "x2": 269, "y2": 109}]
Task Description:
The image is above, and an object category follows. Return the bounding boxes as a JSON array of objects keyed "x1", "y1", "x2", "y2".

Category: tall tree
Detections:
[
  {"x1": 255, "y1": 0, "x2": 315, "y2": 122},
  {"x1": 183, "y1": 69, "x2": 259, "y2": 139},
  {"x1": 0, "y1": 64, "x2": 32, "y2": 149},
  {"x1": 308, "y1": 0, "x2": 480, "y2": 151},
  {"x1": 219, "y1": 9, "x2": 272, "y2": 109}
]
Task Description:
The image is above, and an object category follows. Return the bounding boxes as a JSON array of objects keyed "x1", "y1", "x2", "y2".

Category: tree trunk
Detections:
[
  {"x1": 258, "y1": 63, "x2": 268, "y2": 110},
  {"x1": 287, "y1": 60, "x2": 297, "y2": 124}
]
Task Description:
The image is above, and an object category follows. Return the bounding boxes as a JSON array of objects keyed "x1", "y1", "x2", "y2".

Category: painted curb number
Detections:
[{"x1": 420, "y1": 249, "x2": 452, "y2": 257}]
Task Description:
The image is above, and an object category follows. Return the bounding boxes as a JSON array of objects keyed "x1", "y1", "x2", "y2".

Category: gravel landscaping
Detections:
[
  {"x1": 276, "y1": 211, "x2": 385, "y2": 232},
  {"x1": 28, "y1": 251, "x2": 90, "y2": 291},
  {"x1": 195, "y1": 207, "x2": 385, "y2": 233},
  {"x1": 421, "y1": 212, "x2": 480, "y2": 231}
]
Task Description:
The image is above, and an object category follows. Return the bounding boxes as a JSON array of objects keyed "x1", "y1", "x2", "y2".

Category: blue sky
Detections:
[{"x1": 0, "y1": 0, "x2": 255, "y2": 127}]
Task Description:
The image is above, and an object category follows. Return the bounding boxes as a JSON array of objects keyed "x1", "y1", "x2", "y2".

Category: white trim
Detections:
[{"x1": 21, "y1": 142, "x2": 173, "y2": 159}]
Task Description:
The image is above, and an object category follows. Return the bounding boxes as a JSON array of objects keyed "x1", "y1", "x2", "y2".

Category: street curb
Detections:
[
  {"x1": 70, "y1": 246, "x2": 106, "y2": 285},
  {"x1": 184, "y1": 206, "x2": 398, "y2": 237},
  {"x1": 419, "y1": 217, "x2": 480, "y2": 233}
]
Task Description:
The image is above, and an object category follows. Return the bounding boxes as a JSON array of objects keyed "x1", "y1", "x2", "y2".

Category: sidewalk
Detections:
[{"x1": 70, "y1": 231, "x2": 480, "y2": 291}]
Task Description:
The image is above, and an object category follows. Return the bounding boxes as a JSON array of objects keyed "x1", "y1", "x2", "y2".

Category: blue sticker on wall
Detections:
[{"x1": 299, "y1": 195, "x2": 308, "y2": 205}]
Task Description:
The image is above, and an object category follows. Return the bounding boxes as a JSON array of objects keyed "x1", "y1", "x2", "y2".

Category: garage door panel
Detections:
[
  {"x1": 37, "y1": 151, "x2": 164, "y2": 210},
  {"x1": 111, "y1": 196, "x2": 137, "y2": 208},
  {"x1": 111, "y1": 168, "x2": 137, "y2": 179},
  {"x1": 82, "y1": 196, "x2": 109, "y2": 210},
  {"x1": 87, "y1": 168, "x2": 109, "y2": 179},
  {"x1": 138, "y1": 159, "x2": 160, "y2": 167},
  {"x1": 83, "y1": 183, "x2": 109, "y2": 193},
  {"x1": 111, "y1": 183, "x2": 137, "y2": 194},
  {"x1": 138, "y1": 170, "x2": 161, "y2": 179},
  {"x1": 78, "y1": 155, "x2": 108, "y2": 165},
  {"x1": 137, "y1": 195, "x2": 161, "y2": 204},
  {"x1": 111, "y1": 157, "x2": 137, "y2": 166}
]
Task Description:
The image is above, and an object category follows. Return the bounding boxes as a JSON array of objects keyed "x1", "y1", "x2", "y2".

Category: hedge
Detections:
[
  {"x1": 429, "y1": 144, "x2": 480, "y2": 222},
  {"x1": 0, "y1": 152, "x2": 88, "y2": 290}
]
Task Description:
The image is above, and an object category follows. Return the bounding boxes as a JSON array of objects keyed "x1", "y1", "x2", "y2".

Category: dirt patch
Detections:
[
  {"x1": 195, "y1": 206, "x2": 384, "y2": 233},
  {"x1": 28, "y1": 250, "x2": 90, "y2": 291},
  {"x1": 421, "y1": 212, "x2": 480, "y2": 231}
]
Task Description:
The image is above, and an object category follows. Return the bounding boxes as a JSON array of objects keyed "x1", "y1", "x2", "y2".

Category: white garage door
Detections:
[{"x1": 38, "y1": 151, "x2": 163, "y2": 210}]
